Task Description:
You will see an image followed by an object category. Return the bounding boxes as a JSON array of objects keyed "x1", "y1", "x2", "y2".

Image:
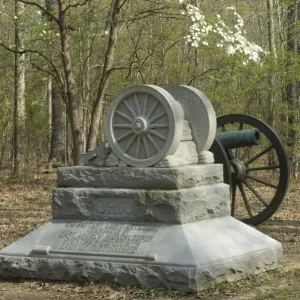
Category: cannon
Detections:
[{"x1": 210, "y1": 115, "x2": 289, "y2": 226}]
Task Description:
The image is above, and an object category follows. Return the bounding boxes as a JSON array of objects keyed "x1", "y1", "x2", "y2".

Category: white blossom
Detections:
[{"x1": 178, "y1": 1, "x2": 265, "y2": 64}]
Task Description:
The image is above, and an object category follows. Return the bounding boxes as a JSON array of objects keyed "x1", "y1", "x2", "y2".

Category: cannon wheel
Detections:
[
  {"x1": 107, "y1": 85, "x2": 183, "y2": 167},
  {"x1": 211, "y1": 114, "x2": 289, "y2": 225}
]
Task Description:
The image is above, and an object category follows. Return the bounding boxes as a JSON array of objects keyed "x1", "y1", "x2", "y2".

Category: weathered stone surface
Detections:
[
  {"x1": 52, "y1": 184, "x2": 230, "y2": 223},
  {"x1": 0, "y1": 217, "x2": 283, "y2": 292},
  {"x1": 154, "y1": 141, "x2": 198, "y2": 168},
  {"x1": 57, "y1": 164, "x2": 223, "y2": 189},
  {"x1": 105, "y1": 153, "x2": 119, "y2": 167},
  {"x1": 80, "y1": 143, "x2": 111, "y2": 167},
  {"x1": 199, "y1": 151, "x2": 214, "y2": 164}
]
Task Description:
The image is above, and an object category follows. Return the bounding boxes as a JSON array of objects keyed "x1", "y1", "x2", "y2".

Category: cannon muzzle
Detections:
[{"x1": 216, "y1": 128, "x2": 261, "y2": 150}]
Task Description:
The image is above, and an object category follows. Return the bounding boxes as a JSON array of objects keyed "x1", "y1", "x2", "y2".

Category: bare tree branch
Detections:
[
  {"x1": 63, "y1": 0, "x2": 89, "y2": 12},
  {"x1": 17, "y1": 0, "x2": 59, "y2": 23},
  {"x1": 0, "y1": 42, "x2": 63, "y2": 91}
]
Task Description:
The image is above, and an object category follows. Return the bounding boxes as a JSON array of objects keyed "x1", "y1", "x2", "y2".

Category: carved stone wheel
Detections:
[{"x1": 107, "y1": 85, "x2": 184, "y2": 167}]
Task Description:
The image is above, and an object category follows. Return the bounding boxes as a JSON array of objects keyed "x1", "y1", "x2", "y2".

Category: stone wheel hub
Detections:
[{"x1": 132, "y1": 117, "x2": 148, "y2": 135}]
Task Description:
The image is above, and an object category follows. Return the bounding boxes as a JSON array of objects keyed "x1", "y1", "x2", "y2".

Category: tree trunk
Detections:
[
  {"x1": 58, "y1": 1, "x2": 83, "y2": 164},
  {"x1": 12, "y1": 0, "x2": 26, "y2": 178},
  {"x1": 86, "y1": 0, "x2": 124, "y2": 150},
  {"x1": 285, "y1": 0, "x2": 299, "y2": 178},
  {"x1": 49, "y1": 83, "x2": 65, "y2": 164}
]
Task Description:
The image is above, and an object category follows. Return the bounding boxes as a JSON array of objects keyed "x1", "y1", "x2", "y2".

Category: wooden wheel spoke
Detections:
[
  {"x1": 142, "y1": 136, "x2": 150, "y2": 158},
  {"x1": 235, "y1": 123, "x2": 243, "y2": 158},
  {"x1": 113, "y1": 124, "x2": 132, "y2": 129},
  {"x1": 247, "y1": 165, "x2": 280, "y2": 172},
  {"x1": 116, "y1": 110, "x2": 133, "y2": 123},
  {"x1": 147, "y1": 133, "x2": 160, "y2": 152},
  {"x1": 146, "y1": 100, "x2": 159, "y2": 118},
  {"x1": 150, "y1": 111, "x2": 167, "y2": 123},
  {"x1": 124, "y1": 134, "x2": 137, "y2": 153},
  {"x1": 245, "y1": 174, "x2": 278, "y2": 189},
  {"x1": 227, "y1": 149, "x2": 234, "y2": 160},
  {"x1": 150, "y1": 124, "x2": 169, "y2": 128},
  {"x1": 238, "y1": 182, "x2": 253, "y2": 217},
  {"x1": 116, "y1": 131, "x2": 132, "y2": 142},
  {"x1": 134, "y1": 94, "x2": 141, "y2": 115},
  {"x1": 149, "y1": 129, "x2": 167, "y2": 140},
  {"x1": 243, "y1": 180, "x2": 270, "y2": 207},
  {"x1": 231, "y1": 181, "x2": 237, "y2": 217},
  {"x1": 124, "y1": 100, "x2": 136, "y2": 118},
  {"x1": 142, "y1": 94, "x2": 148, "y2": 115},
  {"x1": 245, "y1": 145, "x2": 273, "y2": 166},
  {"x1": 135, "y1": 136, "x2": 142, "y2": 158}
]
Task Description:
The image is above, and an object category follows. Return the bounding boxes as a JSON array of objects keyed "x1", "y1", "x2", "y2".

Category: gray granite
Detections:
[
  {"x1": 57, "y1": 164, "x2": 223, "y2": 189},
  {"x1": 164, "y1": 86, "x2": 216, "y2": 157},
  {"x1": 0, "y1": 217, "x2": 283, "y2": 292},
  {"x1": 154, "y1": 141, "x2": 198, "y2": 167},
  {"x1": 52, "y1": 184, "x2": 230, "y2": 223},
  {"x1": 80, "y1": 143, "x2": 111, "y2": 167}
]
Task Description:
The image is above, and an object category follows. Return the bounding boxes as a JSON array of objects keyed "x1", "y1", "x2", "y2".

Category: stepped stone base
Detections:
[
  {"x1": 0, "y1": 217, "x2": 283, "y2": 292},
  {"x1": 52, "y1": 184, "x2": 230, "y2": 223},
  {"x1": 57, "y1": 165, "x2": 223, "y2": 189}
]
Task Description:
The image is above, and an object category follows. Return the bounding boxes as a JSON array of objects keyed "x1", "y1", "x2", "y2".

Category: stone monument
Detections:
[{"x1": 0, "y1": 85, "x2": 283, "y2": 292}]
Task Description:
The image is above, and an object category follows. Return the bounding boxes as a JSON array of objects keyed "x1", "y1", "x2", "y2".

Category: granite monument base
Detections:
[{"x1": 0, "y1": 216, "x2": 283, "y2": 292}]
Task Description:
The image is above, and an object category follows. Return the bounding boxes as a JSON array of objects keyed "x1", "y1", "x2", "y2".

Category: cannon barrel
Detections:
[{"x1": 215, "y1": 128, "x2": 261, "y2": 150}]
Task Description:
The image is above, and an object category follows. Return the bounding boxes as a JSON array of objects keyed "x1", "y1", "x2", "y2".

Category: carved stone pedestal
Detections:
[{"x1": 0, "y1": 165, "x2": 283, "y2": 292}]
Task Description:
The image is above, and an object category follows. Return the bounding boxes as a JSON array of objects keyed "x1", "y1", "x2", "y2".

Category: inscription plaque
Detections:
[
  {"x1": 58, "y1": 221, "x2": 159, "y2": 254},
  {"x1": 95, "y1": 197, "x2": 136, "y2": 216}
]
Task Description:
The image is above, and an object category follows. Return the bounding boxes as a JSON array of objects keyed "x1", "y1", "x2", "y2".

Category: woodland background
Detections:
[{"x1": 0, "y1": 0, "x2": 299, "y2": 178}]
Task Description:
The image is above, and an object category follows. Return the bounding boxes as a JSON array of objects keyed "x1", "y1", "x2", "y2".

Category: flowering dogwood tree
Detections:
[{"x1": 178, "y1": 1, "x2": 265, "y2": 64}]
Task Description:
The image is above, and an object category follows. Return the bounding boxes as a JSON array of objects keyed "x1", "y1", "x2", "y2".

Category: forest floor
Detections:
[{"x1": 0, "y1": 173, "x2": 300, "y2": 300}]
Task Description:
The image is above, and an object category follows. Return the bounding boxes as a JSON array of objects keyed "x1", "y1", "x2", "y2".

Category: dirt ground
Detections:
[{"x1": 0, "y1": 173, "x2": 300, "y2": 300}]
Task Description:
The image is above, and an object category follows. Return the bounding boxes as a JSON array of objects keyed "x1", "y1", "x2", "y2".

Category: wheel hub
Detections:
[
  {"x1": 132, "y1": 117, "x2": 148, "y2": 135},
  {"x1": 231, "y1": 158, "x2": 246, "y2": 181}
]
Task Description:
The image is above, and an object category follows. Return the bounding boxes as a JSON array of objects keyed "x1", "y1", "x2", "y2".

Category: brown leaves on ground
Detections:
[{"x1": 0, "y1": 174, "x2": 300, "y2": 299}]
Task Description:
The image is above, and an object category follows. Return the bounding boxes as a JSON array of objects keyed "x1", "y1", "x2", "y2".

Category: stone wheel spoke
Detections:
[
  {"x1": 142, "y1": 136, "x2": 150, "y2": 158},
  {"x1": 150, "y1": 111, "x2": 167, "y2": 123},
  {"x1": 150, "y1": 124, "x2": 169, "y2": 128},
  {"x1": 146, "y1": 100, "x2": 159, "y2": 118},
  {"x1": 135, "y1": 136, "x2": 142, "y2": 158},
  {"x1": 147, "y1": 133, "x2": 160, "y2": 152},
  {"x1": 124, "y1": 100, "x2": 137, "y2": 118},
  {"x1": 134, "y1": 94, "x2": 141, "y2": 115},
  {"x1": 142, "y1": 94, "x2": 148, "y2": 115},
  {"x1": 113, "y1": 124, "x2": 132, "y2": 129},
  {"x1": 116, "y1": 131, "x2": 132, "y2": 142},
  {"x1": 124, "y1": 134, "x2": 137, "y2": 153},
  {"x1": 116, "y1": 110, "x2": 133, "y2": 123},
  {"x1": 149, "y1": 129, "x2": 167, "y2": 141}
]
